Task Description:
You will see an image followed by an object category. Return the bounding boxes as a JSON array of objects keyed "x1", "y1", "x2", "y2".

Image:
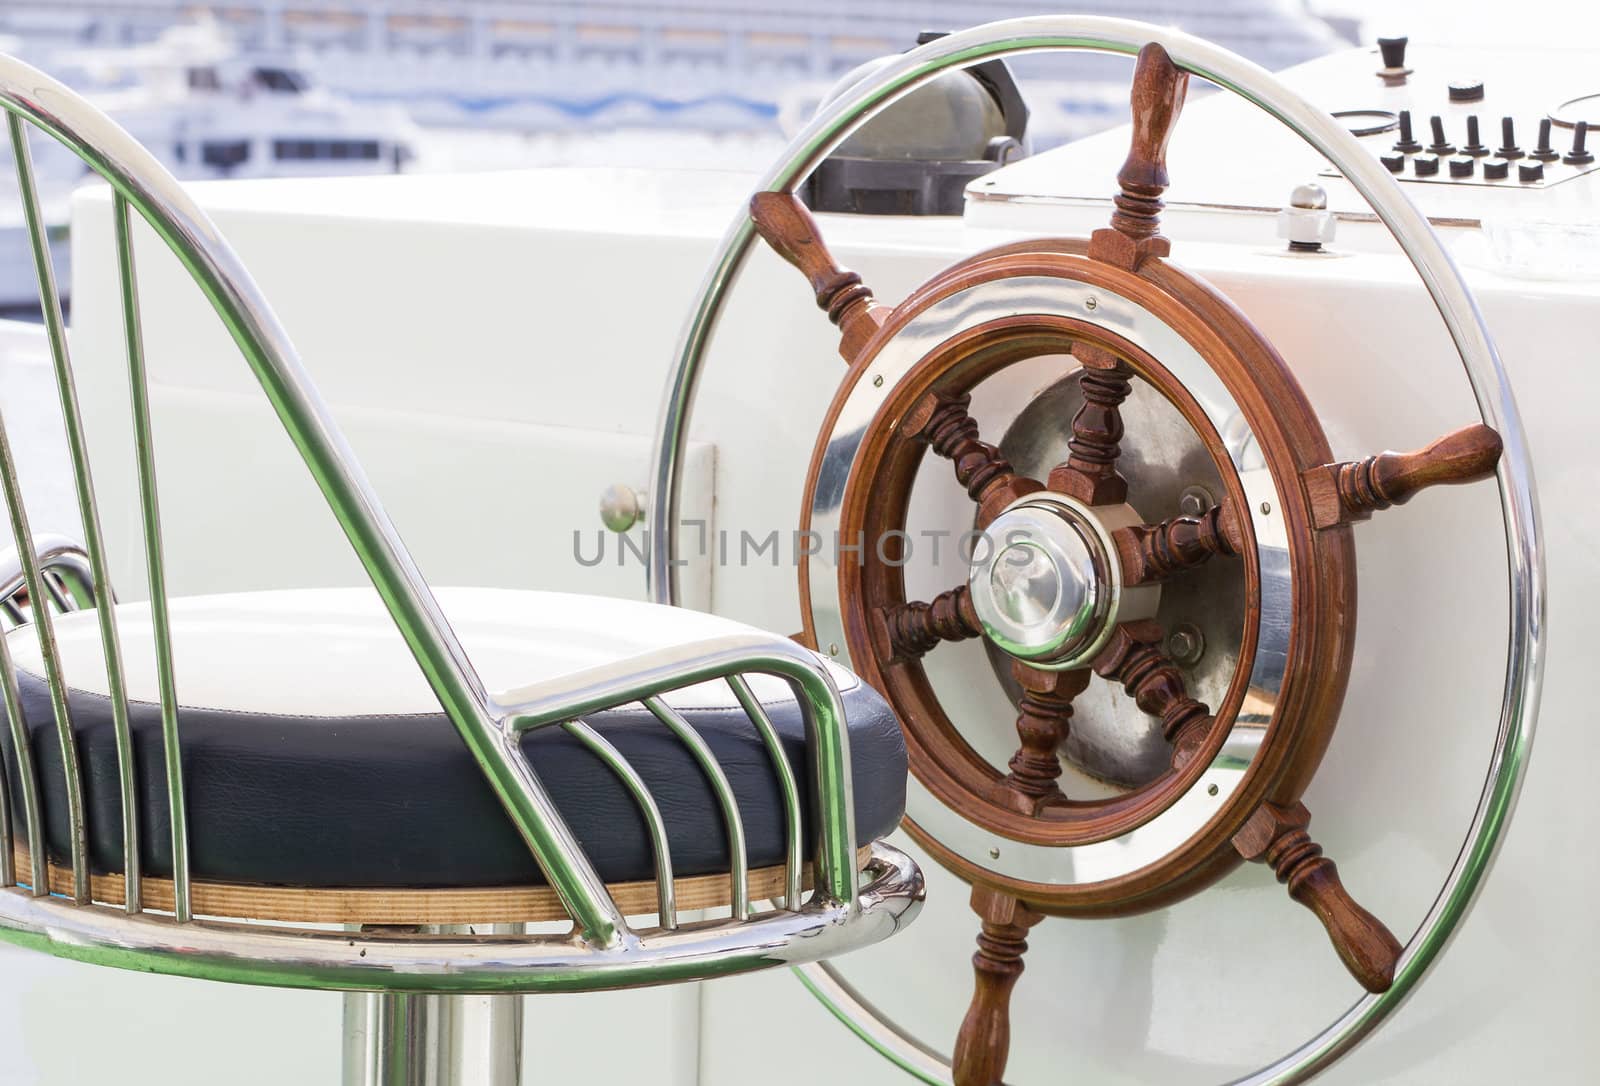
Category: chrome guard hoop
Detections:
[
  {"x1": 647, "y1": 16, "x2": 1543, "y2": 1085},
  {"x1": 0, "y1": 841, "x2": 921, "y2": 996},
  {"x1": 494, "y1": 631, "x2": 861, "y2": 913}
]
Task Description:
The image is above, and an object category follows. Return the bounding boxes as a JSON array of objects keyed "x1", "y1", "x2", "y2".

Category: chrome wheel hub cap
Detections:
[{"x1": 969, "y1": 492, "x2": 1156, "y2": 669}]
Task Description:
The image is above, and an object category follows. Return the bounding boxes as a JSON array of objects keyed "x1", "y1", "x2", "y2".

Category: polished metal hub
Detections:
[
  {"x1": 969, "y1": 492, "x2": 1153, "y2": 670},
  {"x1": 992, "y1": 371, "x2": 1242, "y2": 788}
]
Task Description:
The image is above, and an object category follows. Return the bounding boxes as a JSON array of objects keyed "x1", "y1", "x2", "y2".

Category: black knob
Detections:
[
  {"x1": 1394, "y1": 110, "x2": 1422, "y2": 153},
  {"x1": 1497, "y1": 116, "x2": 1523, "y2": 159},
  {"x1": 1378, "y1": 37, "x2": 1409, "y2": 69},
  {"x1": 1564, "y1": 120, "x2": 1594, "y2": 166},
  {"x1": 1427, "y1": 115, "x2": 1455, "y2": 155},
  {"x1": 1380, "y1": 153, "x2": 1406, "y2": 173},
  {"x1": 1449, "y1": 157, "x2": 1475, "y2": 177},
  {"x1": 1462, "y1": 116, "x2": 1490, "y2": 156},
  {"x1": 1448, "y1": 80, "x2": 1485, "y2": 102},
  {"x1": 1519, "y1": 161, "x2": 1544, "y2": 182},
  {"x1": 1530, "y1": 118, "x2": 1561, "y2": 162},
  {"x1": 1483, "y1": 159, "x2": 1509, "y2": 180},
  {"x1": 1413, "y1": 155, "x2": 1440, "y2": 177}
]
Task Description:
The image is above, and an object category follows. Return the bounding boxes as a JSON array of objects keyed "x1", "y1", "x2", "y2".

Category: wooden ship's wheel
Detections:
[
  {"x1": 650, "y1": 19, "x2": 1540, "y2": 1086},
  {"x1": 743, "y1": 44, "x2": 1502, "y2": 1085}
]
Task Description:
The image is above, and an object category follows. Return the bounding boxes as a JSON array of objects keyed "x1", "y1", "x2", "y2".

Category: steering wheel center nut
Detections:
[{"x1": 969, "y1": 493, "x2": 1157, "y2": 668}]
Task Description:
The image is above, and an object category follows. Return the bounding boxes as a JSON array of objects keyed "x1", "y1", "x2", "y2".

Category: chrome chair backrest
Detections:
[{"x1": 0, "y1": 55, "x2": 917, "y2": 993}]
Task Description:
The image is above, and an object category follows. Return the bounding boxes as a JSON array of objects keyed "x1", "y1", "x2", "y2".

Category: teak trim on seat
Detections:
[{"x1": 12, "y1": 844, "x2": 872, "y2": 926}]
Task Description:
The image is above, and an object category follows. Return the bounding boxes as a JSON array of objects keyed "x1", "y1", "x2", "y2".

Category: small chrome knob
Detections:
[
  {"x1": 1278, "y1": 182, "x2": 1334, "y2": 252},
  {"x1": 599, "y1": 484, "x2": 646, "y2": 532}
]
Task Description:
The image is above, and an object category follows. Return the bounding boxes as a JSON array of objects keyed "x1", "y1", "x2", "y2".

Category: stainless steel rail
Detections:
[
  {"x1": 0, "y1": 840, "x2": 920, "y2": 994},
  {"x1": 729, "y1": 674, "x2": 805, "y2": 910},
  {"x1": 647, "y1": 15, "x2": 1543, "y2": 1085},
  {"x1": 562, "y1": 720, "x2": 679, "y2": 927},
  {"x1": 0, "y1": 617, "x2": 44, "y2": 895},
  {"x1": 0, "y1": 534, "x2": 93, "y2": 614},
  {"x1": 0, "y1": 398, "x2": 89, "y2": 904},
  {"x1": 646, "y1": 696, "x2": 753, "y2": 918},
  {"x1": 114, "y1": 191, "x2": 191, "y2": 921},
  {"x1": 10, "y1": 113, "x2": 143, "y2": 915},
  {"x1": 0, "y1": 533, "x2": 89, "y2": 899},
  {"x1": 499, "y1": 631, "x2": 859, "y2": 913}
]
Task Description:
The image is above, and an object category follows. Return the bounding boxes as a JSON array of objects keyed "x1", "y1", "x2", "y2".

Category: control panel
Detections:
[
  {"x1": 1320, "y1": 36, "x2": 1597, "y2": 189},
  {"x1": 967, "y1": 36, "x2": 1600, "y2": 234}
]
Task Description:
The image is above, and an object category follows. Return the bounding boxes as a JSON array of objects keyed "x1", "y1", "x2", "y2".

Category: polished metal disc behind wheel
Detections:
[{"x1": 650, "y1": 17, "x2": 1542, "y2": 1086}]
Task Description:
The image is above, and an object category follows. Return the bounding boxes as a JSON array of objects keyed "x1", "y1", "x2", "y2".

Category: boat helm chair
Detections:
[
  {"x1": 0, "y1": 55, "x2": 923, "y2": 1086},
  {"x1": 650, "y1": 16, "x2": 1542, "y2": 1086}
]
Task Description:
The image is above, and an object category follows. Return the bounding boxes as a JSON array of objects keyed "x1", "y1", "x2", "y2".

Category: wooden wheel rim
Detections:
[
  {"x1": 830, "y1": 303, "x2": 1255, "y2": 848},
  {"x1": 798, "y1": 244, "x2": 1353, "y2": 912}
]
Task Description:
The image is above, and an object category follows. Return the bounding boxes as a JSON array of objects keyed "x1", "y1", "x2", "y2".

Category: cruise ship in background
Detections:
[
  {"x1": 0, "y1": 1, "x2": 1351, "y2": 308},
  {"x1": 0, "y1": 17, "x2": 419, "y2": 308},
  {"x1": 1, "y1": 1, "x2": 1353, "y2": 146}
]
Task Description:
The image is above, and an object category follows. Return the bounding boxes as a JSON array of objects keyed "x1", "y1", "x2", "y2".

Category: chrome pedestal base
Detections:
[
  {"x1": 341, "y1": 924, "x2": 524, "y2": 1086},
  {"x1": 342, "y1": 991, "x2": 524, "y2": 1086}
]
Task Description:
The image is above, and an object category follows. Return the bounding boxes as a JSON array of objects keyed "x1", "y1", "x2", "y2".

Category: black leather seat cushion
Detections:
[{"x1": 0, "y1": 590, "x2": 906, "y2": 890}]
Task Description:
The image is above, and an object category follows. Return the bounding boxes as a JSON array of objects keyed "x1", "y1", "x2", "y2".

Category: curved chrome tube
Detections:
[
  {"x1": 498, "y1": 630, "x2": 860, "y2": 910},
  {"x1": 647, "y1": 16, "x2": 1543, "y2": 1085},
  {"x1": 0, "y1": 841, "x2": 923, "y2": 995},
  {"x1": 0, "y1": 533, "x2": 93, "y2": 610},
  {"x1": 562, "y1": 720, "x2": 680, "y2": 927}
]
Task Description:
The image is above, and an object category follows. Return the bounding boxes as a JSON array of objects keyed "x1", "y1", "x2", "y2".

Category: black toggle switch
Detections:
[
  {"x1": 1530, "y1": 119, "x2": 1561, "y2": 162},
  {"x1": 1483, "y1": 159, "x2": 1509, "y2": 180},
  {"x1": 1565, "y1": 121, "x2": 1594, "y2": 165},
  {"x1": 1462, "y1": 116, "x2": 1490, "y2": 156},
  {"x1": 1381, "y1": 153, "x2": 1406, "y2": 173},
  {"x1": 1413, "y1": 155, "x2": 1440, "y2": 176},
  {"x1": 1427, "y1": 115, "x2": 1455, "y2": 155},
  {"x1": 1448, "y1": 80, "x2": 1485, "y2": 102},
  {"x1": 1449, "y1": 157, "x2": 1475, "y2": 177},
  {"x1": 1393, "y1": 110, "x2": 1422, "y2": 153},
  {"x1": 1519, "y1": 161, "x2": 1544, "y2": 182},
  {"x1": 1497, "y1": 117, "x2": 1523, "y2": 159}
]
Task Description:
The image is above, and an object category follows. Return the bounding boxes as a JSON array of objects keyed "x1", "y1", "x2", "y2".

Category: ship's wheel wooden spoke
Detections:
[
  {"x1": 1047, "y1": 342, "x2": 1134, "y2": 507},
  {"x1": 1000, "y1": 664, "x2": 1091, "y2": 803},
  {"x1": 1092, "y1": 620, "x2": 1214, "y2": 769},
  {"x1": 905, "y1": 389, "x2": 1043, "y2": 526},
  {"x1": 872, "y1": 585, "x2": 983, "y2": 664},
  {"x1": 1233, "y1": 801, "x2": 1404, "y2": 993},
  {"x1": 748, "y1": 190, "x2": 886, "y2": 362},
  {"x1": 952, "y1": 886, "x2": 1044, "y2": 1086},
  {"x1": 1304, "y1": 423, "x2": 1503, "y2": 529},
  {"x1": 1087, "y1": 42, "x2": 1189, "y2": 272},
  {"x1": 1114, "y1": 502, "x2": 1244, "y2": 586}
]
